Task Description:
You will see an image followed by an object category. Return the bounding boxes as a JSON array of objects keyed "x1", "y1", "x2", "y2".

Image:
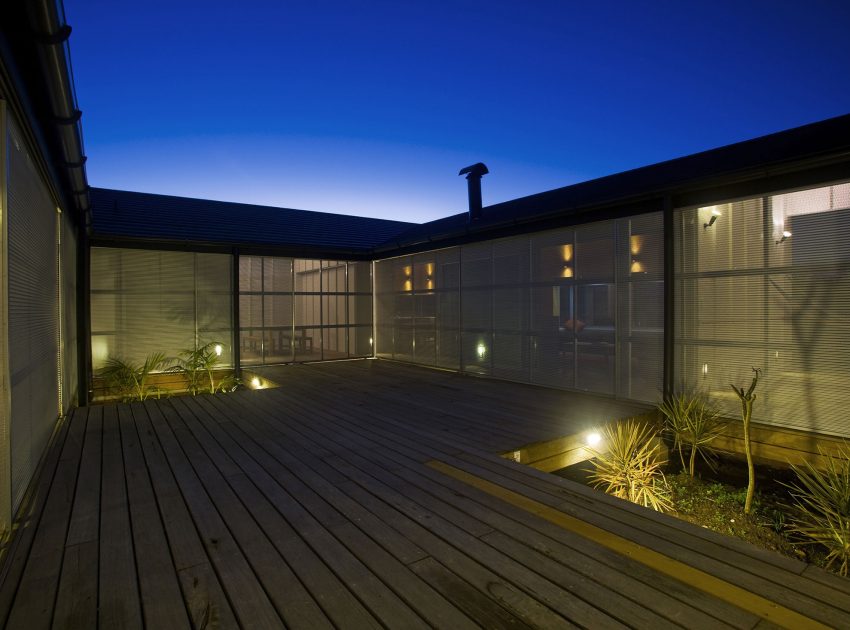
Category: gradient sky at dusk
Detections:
[{"x1": 65, "y1": 0, "x2": 850, "y2": 223}]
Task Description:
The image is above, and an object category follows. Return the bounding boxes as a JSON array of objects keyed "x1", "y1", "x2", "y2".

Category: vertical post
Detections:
[
  {"x1": 662, "y1": 195, "x2": 675, "y2": 398},
  {"x1": 0, "y1": 100, "x2": 12, "y2": 533},
  {"x1": 371, "y1": 259, "x2": 377, "y2": 358},
  {"x1": 231, "y1": 248, "x2": 241, "y2": 381}
]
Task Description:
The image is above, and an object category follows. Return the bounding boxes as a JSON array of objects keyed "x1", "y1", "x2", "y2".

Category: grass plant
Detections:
[
  {"x1": 658, "y1": 393, "x2": 726, "y2": 477},
  {"x1": 784, "y1": 445, "x2": 850, "y2": 576}
]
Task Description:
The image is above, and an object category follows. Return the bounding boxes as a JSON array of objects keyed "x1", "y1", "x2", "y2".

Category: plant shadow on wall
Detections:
[
  {"x1": 97, "y1": 341, "x2": 240, "y2": 402},
  {"x1": 570, "y1": 369, "x2": 850, "y2": 577}
]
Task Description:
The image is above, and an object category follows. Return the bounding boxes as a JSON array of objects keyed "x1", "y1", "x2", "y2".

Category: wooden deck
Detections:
[{"x1": 2, "y1": 359, "x2": 850, "y2": 629}]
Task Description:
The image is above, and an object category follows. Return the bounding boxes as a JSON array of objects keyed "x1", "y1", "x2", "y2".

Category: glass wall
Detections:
[
  {"x1": 674, "y1": 182, "x2": 850, "y2": 437},
  {"x1": 239, "y1": 256, "x2": 372, "y2": 365},
  {"x1": 375, "y1": 212, "x2": 663, "y2": 402},
  {"x1": 90, "y1": 248, "x2": 233, "y2": 370}
]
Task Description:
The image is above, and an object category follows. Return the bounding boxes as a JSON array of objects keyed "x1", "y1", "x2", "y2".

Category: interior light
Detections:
[
  {"x1": 369, "y1": 337, "x2": 373, "y2": 346},
  {"x1": 702, "y1": 363, "x2": 709, "y2": 376},
  {"x1": 214, "y1": 344, "x2": 223, "y2": 356},
  {"x1": 586, "y1": 432, "x2": 601, "y2": 447},
  {"x1": 776, "y1": 230, "x2": 792, "y2": 244},
  {"x1": 476, "y1": 343, "x2": 486, "y2": 359},
  {"x1": 630, "y1": 260, "x2": 644, "y2": 274},
  {"x1": 251, "y1": 377, "x2": 261, "y2": 389},
  {"x1": 561, "y1": 265, "x2": 573, "y2": 278}
]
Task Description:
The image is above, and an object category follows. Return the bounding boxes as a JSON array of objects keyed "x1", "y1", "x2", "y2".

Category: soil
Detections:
[{"x1": 554, "y1": 455, "x2": 826, "y2": 569}]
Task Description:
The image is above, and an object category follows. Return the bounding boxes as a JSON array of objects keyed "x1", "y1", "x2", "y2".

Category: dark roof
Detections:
[
  {"x1": 89, "y1": 188, "x2": 415, "y2": 254},
  {"x1": 377, "y1": 113, "x2": 850, "y2": 252}
]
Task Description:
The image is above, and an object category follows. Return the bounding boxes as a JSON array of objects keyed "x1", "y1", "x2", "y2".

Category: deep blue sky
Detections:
[{"x1": 65, "y1": 0, "x2": 850, "y2": 223}]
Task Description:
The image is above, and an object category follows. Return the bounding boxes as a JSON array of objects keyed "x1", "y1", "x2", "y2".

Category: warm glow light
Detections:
[
  {"x1": 403, "y1": 265, "x2": 412, "y2": 277},
  {"x1": 630, "y1": 260, "x2": 644, "y2": 274},
  {"x1": 403, "y1": 279, "x2": 412, "y2": 291},
  {"x1": 629, "y1": 235, "x2": 644, "y2": 255},
  {"x1": 251, "y1": 377, "x2": 262, "y2": 388},
  {"x1": 214, "y1": 344, "x2": 223, "y2": 356},
  {"x1": 561, "y1": 244, "x2": 573, "y2": 262},
  {"x1": 476, "y1": 343, "x2": 486, "y2": 359},
  {"x1": 561, "y1": 265, "x2": 573, "y2": 278},
  {"x1": 426, "y1": 263, "x2": 434, "y2": 276},
  {"x1": 369, "y1": 337, "x2": 373, "y2": 346},
  {"x1": 586, "y1": 432, "x2": 601, "y2": 447},
  {"x1": 711, "y1": 208, "x2": 722, "y2": 217},
  {"x1": 702, "y1": 363, "x2": 709, "y2": 376}
]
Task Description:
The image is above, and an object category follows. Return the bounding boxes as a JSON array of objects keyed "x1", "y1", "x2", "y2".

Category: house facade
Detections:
[{"x1": 2, "y1": 0, "x2": 850, "y2": 536}]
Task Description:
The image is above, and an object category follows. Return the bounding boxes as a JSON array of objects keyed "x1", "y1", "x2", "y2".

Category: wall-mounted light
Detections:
[
  {"x1": 476, "y1": 342, "x2": 486, "y2": 359},
  {"x1": 214, "y1": 344, "x2": 223, "y2": 356},
  {"x1": 776, "y1": 230, "x2": 792, "y2": 244},
  {"x1": 704, "y1": 208, "x2": 722, "y2": 229}
]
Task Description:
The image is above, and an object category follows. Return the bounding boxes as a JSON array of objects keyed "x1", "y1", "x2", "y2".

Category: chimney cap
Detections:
[{"x1": 458, "y1": 162, "x2": 489, "y2": 177}]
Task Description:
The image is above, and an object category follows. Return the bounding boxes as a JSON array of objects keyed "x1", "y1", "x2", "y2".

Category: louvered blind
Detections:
[
  {"x1": 374, "y1": 213, "x2": 664, "y2": 403},
  {"x1": 674, "y1": 182, "x2": 850, "y2": 437},
  {"x1": 90, "y1": 248, "x2": 233, "y2": 371},
  {"x1": 6, "y1": 116, "x2": 60, "y2": 512}
]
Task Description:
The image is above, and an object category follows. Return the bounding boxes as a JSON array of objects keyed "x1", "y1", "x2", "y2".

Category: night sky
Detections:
[{"x1": 65, "y1": 0, "x2": 850, "y2": 223}]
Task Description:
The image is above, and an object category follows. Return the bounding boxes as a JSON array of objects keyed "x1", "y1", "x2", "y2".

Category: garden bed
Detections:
[{"x1": 555, "y1": 455, "x2": 834, "y2": 572}]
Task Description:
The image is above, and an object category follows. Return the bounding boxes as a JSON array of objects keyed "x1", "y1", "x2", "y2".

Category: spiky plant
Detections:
[
  {"x1": 659, "y1": 393, "x2": 726, "y2": 477},
  {"x1": 784, "y1": 446, "x2": 850, "y2": 576},
  {"x1": 98, "y1": 353, "x2": 170, "y2": 402},
  {"x1": 587, "y1": 418, "x2": 672, "y2": 512}
]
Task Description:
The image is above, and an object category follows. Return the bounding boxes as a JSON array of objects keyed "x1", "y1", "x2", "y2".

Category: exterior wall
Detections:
[
  {"x1": 674, "y1": 181, "x2": 850, "y2": 437},
  {"x1": 90, "y1": 247, "x2": 234, "y2": 370},
  {"x1": 1, "y1": 105, "x2": 76, "y2": 529},
  {"x1": 239, "y1": 256, "x2": 372, "y2": 365},
  {"x1": 375, "y1": 212, "x2": 664, "y2": 402}
]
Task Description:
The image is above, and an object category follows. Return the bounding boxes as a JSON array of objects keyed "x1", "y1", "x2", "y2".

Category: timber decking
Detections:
[{"x1": 1, "y1": 359, "x2": 849, "y2": 629}]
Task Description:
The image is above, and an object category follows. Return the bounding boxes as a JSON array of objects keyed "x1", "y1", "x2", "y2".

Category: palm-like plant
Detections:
[
  {"x1": 171, "y1": 341, "x2": 236, "y2": 395},
  {"x1": 587, "y1": 419, "x2": 672, "y2": 512},
  {"x1": 98, "y1": 353, "x2": 170, "y2": 402},
  {"x1": 658, "y1": 393, "x2": 726, "y2": 477},
  {"x1": 784, "y1": 446, "x2": 850, "y2": 576}
]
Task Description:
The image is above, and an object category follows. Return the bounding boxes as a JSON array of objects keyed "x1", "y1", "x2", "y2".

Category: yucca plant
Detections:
[
  {"x1": 658, "y1": 393, "x2": 726, "y2": 477},
  {"x1": 98, "y1": 353, "x2": 170, "y2": 402},
  {"x1": 587, "y1": 418, "x2": 672, "y2": 512},
  {"x1": 784, "y1": 446, "x2": 850, "y2": 576}
]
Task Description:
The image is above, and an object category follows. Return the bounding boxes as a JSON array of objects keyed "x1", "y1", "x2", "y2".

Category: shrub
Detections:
[
  {"x1": 98, "y1": 353, "x2": 170, "y2": 402},
  {"x1": 587, "y1": 418, "x2": 672, "y2": 512},
  {"x1": 731, "y1": 367, "x2": 761, "y2": 514},
  {"x1": 784, "y1": 446, "x2": 850, "y2": 576},
  {"x1": 171, "y1": 341, "x2": 238, "y2": 395},
  {"x1": 658, "y1": 393, "x2": 726, "y2": 477}
]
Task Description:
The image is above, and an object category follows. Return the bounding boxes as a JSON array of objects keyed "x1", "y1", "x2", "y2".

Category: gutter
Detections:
[{"x1": 27, "y1": 0, "x2": 90, "y2": 224}]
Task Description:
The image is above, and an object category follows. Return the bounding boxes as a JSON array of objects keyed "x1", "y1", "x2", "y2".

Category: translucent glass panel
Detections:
[
  {"x1": 374, "y1": 212, "x2": 664, "y2": 402},
  {"x1": 374, "y1": 249, "x2": 462, "y2": 368},
  {"x1": 239, "y1": 256, "x2": 372, "y2": 364},
  {"x1": 674, "y1": 182, "x2": 850, "y2": 437},
  {"x1": 90, "y1": 248, "x2": 233, "y2": 370}
]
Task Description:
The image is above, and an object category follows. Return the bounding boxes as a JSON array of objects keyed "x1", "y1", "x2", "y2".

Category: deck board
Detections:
[{"x1": 2, "y1": 359, "x2": 850, "y2": 628}]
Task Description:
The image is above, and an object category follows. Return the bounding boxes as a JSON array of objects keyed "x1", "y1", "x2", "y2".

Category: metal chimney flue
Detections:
[{"x1": 458, "y1": 162, "x2": 489, "y2": 221}]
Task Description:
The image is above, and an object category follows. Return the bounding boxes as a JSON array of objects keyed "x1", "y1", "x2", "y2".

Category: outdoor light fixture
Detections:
[
  {"x1": 214, "y1": 344, "x2": 223, "y2": 356},
  {"x1": 704, "y1": 208, "x2": 722, "y2": 229},
  {"x1": 251, "y1": 377, "x2": 262, "y2": 389},
  {"x1": 776, "y1": 230, "x2": 792, "y2": 244},
  {"x1": 586, "y1": 432, "x2": 602, "y2": 447},
  {"x1": 476, "y1": 343, "x2": 486, "y2": 359}
]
